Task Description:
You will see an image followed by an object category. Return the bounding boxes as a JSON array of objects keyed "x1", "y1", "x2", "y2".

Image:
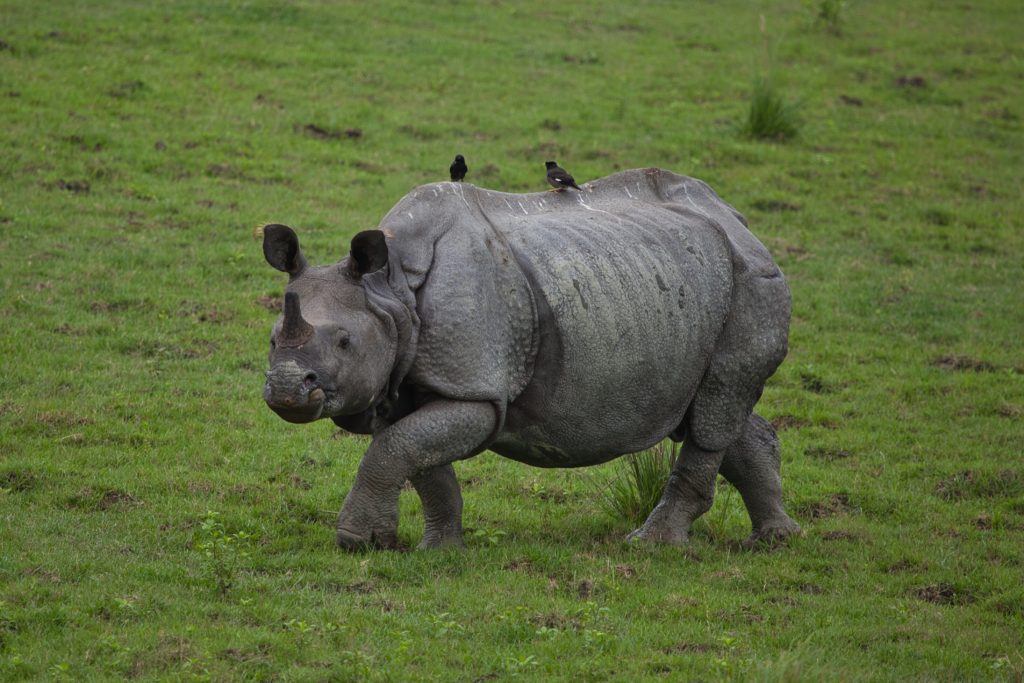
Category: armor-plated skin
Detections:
[{"x1": 261, "y1": 168, "x2": 800, "y2": 550}]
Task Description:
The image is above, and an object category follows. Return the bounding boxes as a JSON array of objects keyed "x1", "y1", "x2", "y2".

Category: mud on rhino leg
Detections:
[
  {"x1": 410, "y1": 464, "x2": 465, "y2": 549},
  {"x1": 718, "y1": 413, "x2": 801, "y2": 548},
  {"x1": 336, "y1": 400, "x2": 494, "y2": 551},
  {"x1": 626, "y1": 440, "x2": 725, "y2": 545}
]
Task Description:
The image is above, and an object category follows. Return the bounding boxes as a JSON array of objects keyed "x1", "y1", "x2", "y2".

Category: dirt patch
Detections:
[
  {"x1": 108, "y1": 80, "x2": 145, "y2": 98},
  {"x1": 665, "y1": 642, "x2": 718, "y2": 654},
  {"x1": 838, "y1": 94, "x2": 863, "y2": 106},
  {"x1": 99, "y1": 490, "x2": 139, "y2": 509},
  {"x1": 132, "y1": 636, "x2": 193, "y2": 677},
  {"x1": 936, "y1": 469, "x2": 1023, "y2": 501},
  {"x1": 65, "y1": 134, "x2": 104, "y2": 152},
  {"x1": 613, "y1": 564, "x2": 637, "y2": 579},
  {"x1": 219, "y1": 642, "x2": 272, "y2": 664},
  {"x1": 798, "y1": 493, "x2": 854, "y2": 520},
  {"x1": 932, "y1": 354, "x2": 996, "y2": 372},
  {"x1": 352, "y1": 160, "x2": 385, "y2": 174},
  {"x1": 996, "y1": 404, "x2": 1022, "y2": 418},
  {"x1": 256, "y1": 295, "x2": 282, "y2": 313},
  {"x1": 504, "y1": 558, "x2": 534, "y2": 572},
  {"x1": 886, "y1": 559, "x2": 925, "y2": 574},
  {"x1": 562, "y1": 53, "x2": 599, "y2": 65},
  {"x1": 576, "y1": 579, "x2": 595, "y2": 599},
  {"x1": 56, "y1": 179, "x2": 90, "y2": 193},
  {"x1": 289, "y1": 475, "x2": 312, "y2": 491},
  {"x1": 0, "y1": 469, "x2": 40, "y2": 492},
  {"x1": 302, "y1": 123, "x2": 341, "y2": 140},
  {"x1": 896, "y1": 75, "x2": 928, "y2": 89},
  {"x1": 770, "y1": 414, "x2": 811, "y2": 431},
  {"x1": 751, "y1": 199, "x2": 801, "y2": 212},
  {"x1": 67, "y1": 487, "x2": 140, "y2": 511},
  {"x1": 799, "y1": 372, "x2": 833, "y2": 394},
  {"x1": 90, "y1": 299, "x2": 144, "y2": 313},
  {"x1": 913, "y1": 582, "x2": 974, "y2": 606},
  {"x1": 529, "y1": 612, "x2": 580, "y2": 631},
  {"x1": 38, "y1": 410, "x2": 93, "y2": 428},
  {"x1": 805, "y1": 447, "x2": 851, "y2": 461},
  {"x1": 301, "y1": 124, "x2": 362, "y2": 140},
  {"x1": 180, "y1": 301, "x2": 234, "y2": 324},
  {"x1": 474, "y1": 163, "x2": 501, "y2": 180},
  {"x1": 821, "y1": 529, "x2": 858, "y2": 541}
]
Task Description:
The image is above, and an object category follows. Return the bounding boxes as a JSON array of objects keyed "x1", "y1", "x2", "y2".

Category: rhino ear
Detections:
[
  {"x1": 263, "y1": 224, "x2": 308, "y2": 278},
  {"x1": 348, "y1": 230, "x2": 389, "y2": 277}
]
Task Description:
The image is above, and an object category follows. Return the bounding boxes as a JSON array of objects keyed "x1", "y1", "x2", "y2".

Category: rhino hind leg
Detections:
[
  {"x1": 627, "y1": 413, "x2": 799, "y2": 548},
  {"x1": 626, "y1": 440, "x2": 725, "y2": 546},
  {"x1": 718, "y1": 413, "x2": 801, "y2": 548},
  {"x1": 410, "y1": 463, "x2": 466, "y2": 549}
]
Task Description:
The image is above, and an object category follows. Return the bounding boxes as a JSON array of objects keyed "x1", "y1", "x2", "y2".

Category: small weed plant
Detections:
[
  {"x1": 741, "y1": 79, "x2": 802, "y2": 141},
  {"x1": 194, "y1": 511, "x2": 252, "y2": 596}
]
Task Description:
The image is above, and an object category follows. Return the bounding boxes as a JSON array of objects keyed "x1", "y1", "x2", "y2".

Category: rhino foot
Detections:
[
  {"x1": 417, "y1": 531, "x2": 466, "y2": 551},
  {"x1": 741, "y1": 518, "x2": 802, "y2": 550},
  {"x1": 336, "y1": 526, "x2": 400, "y2": 552},
  {"x1": 625, "y1": 522, "x2": 689, "y2": 546}
]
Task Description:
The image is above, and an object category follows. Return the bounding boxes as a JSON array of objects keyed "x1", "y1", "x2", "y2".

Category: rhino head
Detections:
[{"x1": 261, "y1": 224, "x2": 408, "y2": 425}]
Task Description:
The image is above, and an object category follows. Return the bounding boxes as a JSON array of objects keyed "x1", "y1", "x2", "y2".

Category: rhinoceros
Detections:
[{"x1": 261, "y1": 168, "x2": 800, "y2": 550}]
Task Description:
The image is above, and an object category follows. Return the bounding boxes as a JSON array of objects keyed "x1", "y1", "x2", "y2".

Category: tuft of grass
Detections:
[
  {"x1": 597, "y1": 440, "x2": 678, "y2": 524},
  {"x1": 807, "y1": 0, "x2": 847, "y2": 35},
  {"x1": 741, "y1": 78, "x2": 802, "y2": 141}
]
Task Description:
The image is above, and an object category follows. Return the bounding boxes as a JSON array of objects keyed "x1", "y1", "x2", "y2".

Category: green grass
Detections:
[
  {"x1": 2, "y1": 0, "x2": 1023, "y2": 680},
  {"x1": 741, "y1": 78, "x2": 802, "y2": 141}
]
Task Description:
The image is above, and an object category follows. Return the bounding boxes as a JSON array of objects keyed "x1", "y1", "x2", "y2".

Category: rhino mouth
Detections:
[{"x1": 266, "y1": 387, "x2": 326, "y2": 424}]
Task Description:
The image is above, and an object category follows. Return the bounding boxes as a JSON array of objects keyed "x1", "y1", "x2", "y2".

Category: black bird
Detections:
[
  {"x1": 545, "y1": 160, "x2": 581, "y2": 191},
  {"x1": 449, "y1": 154, "x2": 468, "y2": 182}
]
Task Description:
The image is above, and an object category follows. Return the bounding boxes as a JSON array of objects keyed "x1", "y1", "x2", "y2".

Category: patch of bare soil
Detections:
[
  {"x1": 503, "y1": 558, "x2": 534, "y2": 573},
  {"x1": 896, "y1": 75, "x2": 928, "y2": 88},
  {"x1": 256, "y1": 295, "x2": 282, "y2": 313},
  {"x1": 932, "y1": 354, "x2": 996, "y2": 372},
  {"x1": 751, "y1": 199, "x2": 801, "y2": 212},
  {"x1": 799, "y1": 493, "x2": 854, "y2": 520},
  {"x1": 806, "y1": 446, "x2": 851, "y2": 460},
  {"x1": 664, "y1": 642, "x2": 718, "y2": 654},
  {"x1": 56, "y1": 179, "x2": 90, "y2": 193},
  {"x1": 838, "y1": 94, "x2": 864, "y2": 106},
  {"x1": 301, "y1": 124, "x2": 363, "y2": 140},
  {"x1": 913, "y1": 582, "x2": 974, "y2": 606},
  {"x1": 771, "y1": 414, "x2": 811, "y2": 431}
]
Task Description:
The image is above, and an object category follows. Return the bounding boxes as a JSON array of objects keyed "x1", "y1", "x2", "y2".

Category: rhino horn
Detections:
[{"x1": 279, "y1": 292, "x2": 314, "y2": 347}]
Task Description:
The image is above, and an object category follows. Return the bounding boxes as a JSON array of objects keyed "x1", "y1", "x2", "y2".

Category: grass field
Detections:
[{"x1": 2, "y1": 1, "x2": 1023, "y2": 680}]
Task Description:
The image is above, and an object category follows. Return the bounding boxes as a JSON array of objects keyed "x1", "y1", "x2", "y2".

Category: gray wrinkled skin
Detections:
[{"x1": 261, "y1": 168, "x2": 801, "y2": 551}]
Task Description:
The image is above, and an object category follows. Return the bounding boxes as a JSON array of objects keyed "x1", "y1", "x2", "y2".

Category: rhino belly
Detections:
[{"x1": 494, "y1": 217, "x2": 732, "y2": 467}]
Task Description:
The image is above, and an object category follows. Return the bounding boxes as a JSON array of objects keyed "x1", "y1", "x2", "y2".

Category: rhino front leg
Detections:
[
  {"x1": 336, "y1": 400, "x2": 495, "y2": 551},
  {"x1": 626, "y1": 440, "x2": 724, "y2": 545},
  {"x1": 410, "y1": 464, "x2": 465, "y2": 549}
]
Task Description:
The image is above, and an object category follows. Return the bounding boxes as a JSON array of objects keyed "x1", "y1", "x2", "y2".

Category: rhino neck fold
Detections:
[{"x1": 360, "y1": 266, "x2": 419, "y2": 403}]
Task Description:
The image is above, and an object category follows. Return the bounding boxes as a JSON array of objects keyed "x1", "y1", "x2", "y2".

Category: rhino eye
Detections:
[
  {"x1": 338, "y1": 332, "x2": 351, "y2": 350},
  {"x1": 270, "y1": 339, "x2": 277, "y2": 350}
]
